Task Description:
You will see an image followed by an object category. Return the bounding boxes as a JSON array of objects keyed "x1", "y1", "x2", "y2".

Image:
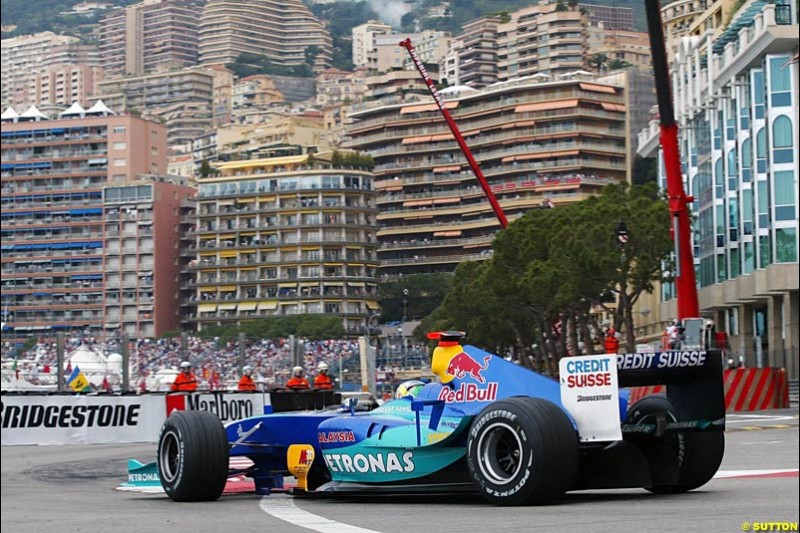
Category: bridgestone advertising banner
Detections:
[{"x1": 1, "y1": 395, "x2": 166, "y2": 446}]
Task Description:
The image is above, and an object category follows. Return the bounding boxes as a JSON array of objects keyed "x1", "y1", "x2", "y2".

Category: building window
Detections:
[
  {"x1": 752, "y1": 70, "x2": 765, "y2": 119},
  {"x1": 769, "y1": 56, "x2": 792, "y2": 107},
  {"x1": 774, "y1": 170, "x2": 796, "y2": 221},
  {"x1": 727, "y1": 148, "x2": 737, "y2": 189},
  {"x1": 772, "y1": 115, "x2": 793, "y2": 163},
  {"x1": 743, "y1": 241, "x2": 755, "y2": 274},
  {"x1": 756, "y1": 128, "x2": 767, "y2": 173},
  {"x1": 775, "y1": 228, "x2": 797, "y2": 263},
  {"x1": 742, "y1": 188, "x2": 753, "y2": 235},
  {"x1": 759, "y1": 234, "x2": 771, "y2": 268},
  {"x1": 113, "y1": 126, "x2": 126, "y2": 134},
  {"x1": 741, "y1": 138, "x2": 752, "y2": 182},
  {"x1": 113, "y1": 142, "x2": 127, "y2": 150}
]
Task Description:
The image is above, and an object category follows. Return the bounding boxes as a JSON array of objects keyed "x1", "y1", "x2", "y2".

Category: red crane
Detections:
[
  {"x1": 398, "y1": 38, "x2": 508, "y2": 229},
  {"x1": 399, "y1": 0, "x2": 700, "y2": 322}
]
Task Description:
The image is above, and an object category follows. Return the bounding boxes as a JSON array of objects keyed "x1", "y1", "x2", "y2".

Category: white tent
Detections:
[
  {"x1": 19, "y1": 104, "x2": 47, "y2": 121},
  {"x1": 0, "y1": 106, "x2": 19, "y2": 122},
  {"x1": 86, "y1": 99, "x2": 115, "y2": 116},
  {"x1": 60, "y1": 102, "x2": 86, "y2": 118}
]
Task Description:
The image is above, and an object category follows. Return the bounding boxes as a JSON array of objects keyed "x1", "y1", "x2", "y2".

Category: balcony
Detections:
[{"x1": 712, "y1": 2, "x2": 797, "y2": 89}]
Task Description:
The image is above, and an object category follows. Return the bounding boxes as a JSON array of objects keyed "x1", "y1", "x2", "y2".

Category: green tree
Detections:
[
  {"x1": 432, "y1": 184, "x2": 671, "y2": 362},
  {"x1": 198, "y1": 160, "x2": 213, "y2": 178},
  {"x1": 589, "y1": 53, "x2": 609, "y2": 73},
  {"x1": 632, "y1": 155, "x2": 658, "y2": 185},
  {"x1": 607, "y1": 58, "x2": 633, "y2": 70}
]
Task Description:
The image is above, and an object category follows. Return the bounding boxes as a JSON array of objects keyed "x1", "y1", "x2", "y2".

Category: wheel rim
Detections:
[
  {"x1": 476, "y1": 421, "x2": 523, "y2": 485},
  {"x1": 630, "y1": 408, "x2": 685, "y2": 467},
  {"x1": 159, "y1": 429, "x2": 181, "y2": 483}
]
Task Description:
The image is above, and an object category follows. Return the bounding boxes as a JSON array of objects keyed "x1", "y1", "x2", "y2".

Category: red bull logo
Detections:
[
  {"x1": 437, "y1": 382, "x2": 499, "y2": 403},
  {"x1": 445, "y1": 352, "x2": 492, "y2": 383}
]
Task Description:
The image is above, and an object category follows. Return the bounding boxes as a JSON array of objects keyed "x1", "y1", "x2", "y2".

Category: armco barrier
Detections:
[
  {"x1": 627, "y1": 367, "x2": 790, "y2": 412},
  {"x1": 1, "y1": 394, "x2": 166, "y2": 446},
  {"x1": 1, "y1": 390, "x2": 342, "y2": 446}
]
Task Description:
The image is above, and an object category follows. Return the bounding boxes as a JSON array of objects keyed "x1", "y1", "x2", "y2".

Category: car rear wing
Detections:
[{"x1": 617, "y1": 349, "x2": 726, "y2": 432}]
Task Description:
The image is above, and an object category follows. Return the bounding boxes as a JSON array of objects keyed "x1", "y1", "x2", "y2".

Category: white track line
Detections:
[{"x1": 260, "y1": 496, "x2": 384, "y2": 533}]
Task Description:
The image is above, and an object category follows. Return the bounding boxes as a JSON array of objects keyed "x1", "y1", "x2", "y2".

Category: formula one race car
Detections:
[{"x1": 156, "y1": 332, "x2": 725, "y2": 505}]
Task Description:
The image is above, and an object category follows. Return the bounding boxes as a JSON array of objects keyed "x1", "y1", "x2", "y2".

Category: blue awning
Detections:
[
  {"x1": 71, "y1": 274, "x2": 102, "y2": 280},
  {"x1": 69, "y1": 208, "x2": 103, "y2": 216}
]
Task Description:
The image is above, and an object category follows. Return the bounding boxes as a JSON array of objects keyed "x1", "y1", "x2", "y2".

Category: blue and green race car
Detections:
[{"x1": 156, "y1": 331, "x2": 726, "y2": 505}]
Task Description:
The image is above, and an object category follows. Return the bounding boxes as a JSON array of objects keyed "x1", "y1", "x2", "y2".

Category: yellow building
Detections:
[{"x1": 190, "y1": 153, "x2": 380, "y2": 331}]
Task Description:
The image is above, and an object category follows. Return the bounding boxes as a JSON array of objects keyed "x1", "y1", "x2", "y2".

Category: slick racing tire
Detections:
[
  {"x1": 467, "y1": 397, "x2": 579, "y2": 506},
  {"x1": 626, "y1": 396, "x2": 724, "y2": 493},
  {"x1": 157, "y1": 410, "x2": 229, "y2": 502}
]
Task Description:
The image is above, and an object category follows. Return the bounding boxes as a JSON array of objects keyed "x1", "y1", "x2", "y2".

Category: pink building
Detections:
[{"x1": 1, "y1": 105, "x2": 192, "y2": 340}]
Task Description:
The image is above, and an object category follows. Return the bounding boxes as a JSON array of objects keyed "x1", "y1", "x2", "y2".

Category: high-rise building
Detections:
[
  {"x1": 347, "y1": 77, "x2": 629, "y2": 279},
  {"x1": 443, "y1": 17, "x2": 502, "y2": 89},
  {"x1": 97, "y1": 0, "x2": 204, "y2": 77},
  {"x1": 0, "y1": 107, "x2": 196, "y2": 340},
  {"x1": 578, "y1": 3, "x2": 636, "y2": 31},
  {"x1": 352, "y1": 21, "x2": 393, "y2": 69},
  {"x1": 586, "y1": 24, "x2": 652, "y2": 72},
  {"x1": 199, "y1": 0, "x2": 332, "y2": 71},
  {"x1": 94, "y1": 67, "x2": 215, "y2": 151},
  {"x1": 637, "y1": 0, "x2": 798, "y2": 376},
  {"x1": 35, "y1": 62, "x2": 104, "y2": 110},
  {"x1": 189, "y1": 152, "x2": 379, "y2": 331},
  {"x1": 661, "y1": 0, "x2": 712, "y2": 65},
  {"x1": 497, "y1": 2, "x2": 589, "y2": 81},
  {"x1": 102, "y1": 179, "x2": 195, "y2": 338},
  {"x1": 1, "y1": 32, "x2": 80, "y2": 108}
]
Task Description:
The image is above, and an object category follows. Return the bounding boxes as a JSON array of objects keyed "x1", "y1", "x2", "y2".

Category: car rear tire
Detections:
[
  {"x1": 157, "y1": 410, "x2": 229, "y2": 502},
  {"x1": 467, "y1": 397, "x2": 579, "y2": 505},
  {"x1": 626, "y1": 396, "x2": 724, "y2": 493}
]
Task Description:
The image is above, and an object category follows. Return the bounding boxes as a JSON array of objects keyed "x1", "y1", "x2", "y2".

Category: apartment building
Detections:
[
  {"x1": 102, "y1": 179, "x2": 195, "y2": 338},
  {"x1": 586, "y1": 24, "x2": 652, "y2": 72},
  {"x1": 97, "y1": 0, "x2": 204, "y2": 77},
  {"x1": 315, "y1": 68, "x2": 369, "y2": 108},
  {"x1": 578, "y1": 3, "x2": 636, "y2": 31},
  {"x1": 94, "y1": 67, "x2": 215, "y2": 150},
  {"x1": 34, "y1": 61, "x2": 104, "y2": 110},
  {"x1": 497, "y1": 2, "x2": 589, "y2": 81},
  {"x1": 347, "y1": 77, "x2": 629, "y2": 279},
  {"x1": 199, "y1": 0, "x2": 332, "y2": 71},
  {"x1": 0, "y1": 109, "x2": 175, "y2": 340},
  {"x1": 443, "y1": 17, "x2": 502, "y2": 89},
  {"x1": 189, "y1": 152, "x2": 379, "y2": 331},
  {"x1": 1, "y1": 32, "x2": 81, "y2": 108},
  {"x1": 216, "y1": 112, "x2": 332, "y2": 160},
  {"x1": 352, "y1": 21, "x2": 393, "y2": 69},
  {"x1": 637, "y1": 0, "x2": 798, "y2": 376}
]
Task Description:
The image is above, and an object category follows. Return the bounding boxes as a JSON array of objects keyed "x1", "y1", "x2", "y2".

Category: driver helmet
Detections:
[
  {"x1": 318, "y1": 362, "x2": 329, "y2": 372},
  {"x1": 395, "y1": 380, "x2": 426, "y2": 399},
  {"x1": 292, "y1": 366, "x2": 304, "y2": 376},
  {"x1": 243, "y1": 365, "x2": 252, "y2": 374},
  {"x1": 180, "y1": 361, "x2": 191, "y2": 370}
]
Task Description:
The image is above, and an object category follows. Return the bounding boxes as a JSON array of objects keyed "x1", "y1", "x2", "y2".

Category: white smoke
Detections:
[{"x1": 366, "y1": 0, "x2": 412, "y2": 28}]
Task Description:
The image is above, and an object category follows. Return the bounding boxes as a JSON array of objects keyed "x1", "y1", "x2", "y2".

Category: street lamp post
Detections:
[{"x1": 402, "y1": 288, "x2": 409, "y2": 367}]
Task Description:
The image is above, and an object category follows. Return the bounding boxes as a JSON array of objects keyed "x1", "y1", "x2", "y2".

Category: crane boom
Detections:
[
  {"x1": 398, "y1": 38, "x2": 508, "y2": 229},
  {"x1": 644, "y1": 0, "x2": 700, "y2": 319}
]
